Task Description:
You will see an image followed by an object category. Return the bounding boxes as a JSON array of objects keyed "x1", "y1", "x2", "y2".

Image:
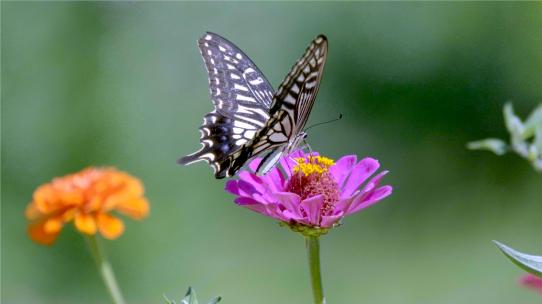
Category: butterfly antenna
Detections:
[{"x1": 304, "y1": 113, "x2": 343, "y2": 132}]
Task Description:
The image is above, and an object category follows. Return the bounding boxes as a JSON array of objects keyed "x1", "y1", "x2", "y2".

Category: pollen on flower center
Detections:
[
  {"x1": 292, "y1": 156, "x2": 335, "y2": 176},
  {"x1": 287, "y1": 155, "x2": 340, "y2": 216}
]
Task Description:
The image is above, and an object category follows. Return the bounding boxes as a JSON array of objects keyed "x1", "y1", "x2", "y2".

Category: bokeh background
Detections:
[{"x1": 2, "y1": 2, "x2": 542, "y2": 304}]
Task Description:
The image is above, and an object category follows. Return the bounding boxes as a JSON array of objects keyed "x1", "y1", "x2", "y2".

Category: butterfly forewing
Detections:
[
  {"x1": 198, "y1": 32, "x2": 274, "y2": 124},
  {"x1": 272, "y1": 35, "x2": 328, "y2": 134},
  {"x1": 226, "y1": 35, "x2": 328, "y2": 176},
  {"x1": 178, "y1": 32, "x2": 275, "y2": 177}
]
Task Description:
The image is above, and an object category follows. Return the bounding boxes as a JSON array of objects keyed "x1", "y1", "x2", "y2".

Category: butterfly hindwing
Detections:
[{"x1": 178, "y1": 32, "x2": 275, "y2": 177}]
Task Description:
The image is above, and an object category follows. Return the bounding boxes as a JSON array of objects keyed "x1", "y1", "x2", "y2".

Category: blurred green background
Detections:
[{"x1": 2, "y1": 2, "x2": 542, "y2": 303}]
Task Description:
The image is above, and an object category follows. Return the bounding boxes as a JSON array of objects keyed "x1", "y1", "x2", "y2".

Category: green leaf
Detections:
[
  {"x1": 503, "y1": 103, "x2": 525, "y2": 138},
  {"x1": 181, "y1": 287, "x2": 198, "y2": 304},
  {"x1": 467, "y1": 138, "x2": 508, "y2": 155},
  {"x1": 524, "y1": 104, "x2": 542, "y2": 138},
  {"x1": 493, "y1": 241, "x2": 542, "y2": 277},
  {"x1": 534, "y1": 124, "x2": 542, "y2": 155}
]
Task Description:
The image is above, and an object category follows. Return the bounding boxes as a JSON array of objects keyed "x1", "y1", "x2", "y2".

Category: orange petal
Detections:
[
  {"x1": 28, "y1": 222, "x2": 60, "y2": 245},
  {"x1": 44, "y1": 217, "x2": 63, "y2": 233},
  {"x1": 74, "y1": 213, "x2": 97, "y2": 235},
  {"x1": 25, "y1": 203, "x2": 42, "y2": 220},
  {"x1": 97, "y1": 213, "x2": 124, "y2": 239},
  {"x1": 115, "y1": 197, "x2": 149, "y2": 219}
]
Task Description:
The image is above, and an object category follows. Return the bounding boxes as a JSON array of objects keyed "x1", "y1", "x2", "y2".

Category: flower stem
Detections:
[
  {"x1": 305, "y1": 235, "x2": 325, "y2": 304},
  {"x1": 85, "y1": 235, "x2": 127, "y2": 304}
]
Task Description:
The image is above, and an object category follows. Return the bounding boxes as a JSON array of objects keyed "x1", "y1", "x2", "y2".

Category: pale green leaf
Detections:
[
  {"x1": 524, "y1": 104, "x2": 542, "y2": 138},
  {"x1": 503, "y1": 103, "x2": 525, "y2": 138},
  {"x1": 207, "y1": 296, "x2": 222, "y2": 304},
  {"x1": 467, "y1": 138, "x2": 508, "y2": 155},
  {"x1": 493, "y1": 241, "x2": 542, "y2": 277},
  {"x1": 181, "y1": 287, "x2": 198, "y2": 304}
]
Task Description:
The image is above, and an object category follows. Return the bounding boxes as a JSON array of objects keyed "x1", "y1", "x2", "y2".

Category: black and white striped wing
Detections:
[
  {"x1": 225, "y1": 35, "x2": 328, "y2": 176},
  {"x1": 178, "y1": 32, "x2": 275, "y2": 178},
  {"x1": 272, "y1": 35, "x2": 327, "y2": 135}
]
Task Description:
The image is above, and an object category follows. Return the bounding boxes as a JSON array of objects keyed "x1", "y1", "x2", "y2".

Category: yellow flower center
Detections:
[
  {"x1": 287, "y1": 155, "x2": 339, "y2": 223},
  {"x1": 292, "y1": 156, "x2": 335, "y2": 177}
]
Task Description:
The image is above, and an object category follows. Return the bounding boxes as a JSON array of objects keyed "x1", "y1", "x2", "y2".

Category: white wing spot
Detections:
[
  {"x1": 233, "y1": 127, "x2": 243, "y2": 134},
  {"x1": 236, "y1": 53, "x2": 242, "y2": 59},
  {"x1": 207, "y1": 50, "x2": 212, "y2": 55},
  {"x1": 234, "y1": 84, "x2": 249, "y2": 91},
  {"x1": 219, "y1": 46, "x2": 226, "y2": 52},
  {"x1": 231, "y1": 73, "x2": 241, "y2": 80},
  {"x1": 201, "y1": 153, "x2": 216, "y2": 161},
  {"x1": 249, "y1": 78, "x2": 264, "y2": 85},
  {"x1": 305, "y1": 81, "x2": 317, "y2": 89},
  {"x1": 284, "y1": 94, "x2": 296, "y2": 104},
  {"x1": 244, "y1": 130, "x2": 256, "y2": 138},
  {"x1": 235, "y1": 139, "x2": 248, "y2": 146},
  {"x1": 204, "y1": 35, "x2": 212, "y2": 41},
  {"x1": 303, "y1": 65, "x2": 310, "y2": 73}
]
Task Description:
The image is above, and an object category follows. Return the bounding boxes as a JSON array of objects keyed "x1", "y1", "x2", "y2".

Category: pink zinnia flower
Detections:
[
  {"x1": 521, "y1": 274, "x2": 542, "y2": 294},
  {"x1": 225, "y1": 150, "x2": 392, "y2": 234}
]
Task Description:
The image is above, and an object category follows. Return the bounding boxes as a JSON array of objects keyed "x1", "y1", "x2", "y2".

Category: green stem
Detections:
[
  {"x1": 305, "y1": 235, "x2": 325, "y2": 304},
  {"x1": 85, "y1": 235, "x2": 127, "y2": 304}
]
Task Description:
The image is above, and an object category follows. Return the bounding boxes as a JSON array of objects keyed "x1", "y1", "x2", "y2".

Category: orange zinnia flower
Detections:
[{"x1": 26, "y1": 167, "x2": 150, "y2": 245}]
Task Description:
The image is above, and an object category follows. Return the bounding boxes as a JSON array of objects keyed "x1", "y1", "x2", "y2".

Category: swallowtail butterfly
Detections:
[{"x1": 178, "y1": 32, "x2": 328, "y2": 178}]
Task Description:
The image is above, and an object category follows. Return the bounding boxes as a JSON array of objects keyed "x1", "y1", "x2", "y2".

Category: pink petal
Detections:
[
  {"x1": 521, "y1": 274, "x2": 542, "y2": 293},
  {"x1": 234, "y1": 197, "x2": 268, "y2": 215},
  {"x1": 245, "y1": 157, "x2": 286, "y2": 192},
  {"x1": 333, "y1": 195, "x2": 357, "y2": 215},
  {"x1": 264, "y1": 166, "x2": 286, "y2": 192},
  {"x1": 263, "y1": 203, "x2": 289, "y2": 222},
  {"x1": 347, "y1": 185, "x2": 392, "y2": 215},
  {"x1": 248, "y1": 157, "x2": 263, "y2": 172},
  {"x1": 321, "y1": 213, "x2": 343, "y2": 228},
  {"x1": 273, "y1": 192, "x2": 302, "y2": 217},
  {"x1": 329, "y1": 155, "x2": 357, "y2": 186},
  {"x1": 225, "y1": 180, "x2": 240, "y2": 195},
  {"x1": 236, "y1": 179, "x2": 259, "y2": 197},
  {"x1": 341, "y1": 158, "x2": 380, "y2": 198},
  {"x1": 300, "y1": 195, "x2": 324, "y2": 226}
]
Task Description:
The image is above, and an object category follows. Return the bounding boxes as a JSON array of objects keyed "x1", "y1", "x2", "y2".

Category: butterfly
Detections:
[{"x1": 178, "y1": 32, "x2": 328, "y2": 179}]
